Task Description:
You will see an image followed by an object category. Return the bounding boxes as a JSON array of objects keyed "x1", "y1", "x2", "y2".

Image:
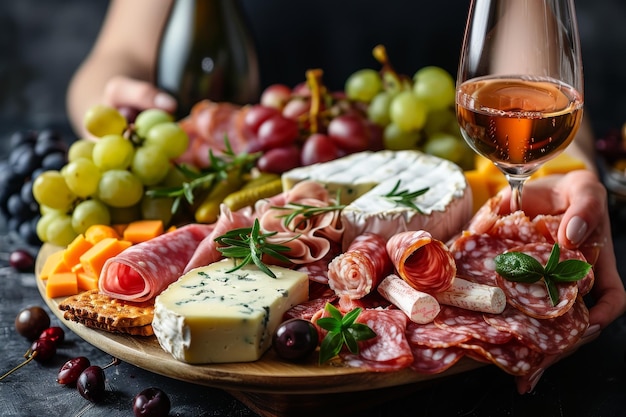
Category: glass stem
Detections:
[{"x1": 506, "y1": 174, "x2": 528, "y2": 213}]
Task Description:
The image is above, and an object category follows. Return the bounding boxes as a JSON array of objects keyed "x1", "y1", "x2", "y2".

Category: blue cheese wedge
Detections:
[
  {"x1": 282, "y1": 150, "x2": 473, "y2": 248},
  {"x1": 152, "y1": 260, "x2": 308, "y2": 364}
]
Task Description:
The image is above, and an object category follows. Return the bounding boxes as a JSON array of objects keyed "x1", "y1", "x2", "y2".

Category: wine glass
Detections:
[{"x1": 455, "y1": 0, "x2": 584, "y2": 213}]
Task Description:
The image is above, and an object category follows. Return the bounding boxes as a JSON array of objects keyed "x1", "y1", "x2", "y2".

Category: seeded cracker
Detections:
[{"x1": 58, "y1": 289, "x2": 154, "y2": 336}]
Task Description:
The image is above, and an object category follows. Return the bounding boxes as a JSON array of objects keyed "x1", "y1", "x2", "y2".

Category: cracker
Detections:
[
  {"x1": 59, "y1": 289, "x2": 154, "y2": 330},
  {"x1": 63, "y1": 311, "x2": 154, "y2": 337}
]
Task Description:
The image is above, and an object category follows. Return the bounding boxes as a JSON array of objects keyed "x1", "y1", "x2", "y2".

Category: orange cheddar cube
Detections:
[
  {"x1": 77, "y1": 271, "x2": 99, "y2": 291},
  {"x1": 39, "y1": 250, "x2": 70, "y2": 280},
  {"x1": 79, "y1": 237, "x2": 132, "y2": 278},
  {"x1": 46, "y1": 272, "x2": 78, "y2": 298},
  {"x1": 63, "y1": 234, "x2": 94, "y2": 269},
  {"x1": 123, "y1": 219, "x2": 164, "y2": 244}
]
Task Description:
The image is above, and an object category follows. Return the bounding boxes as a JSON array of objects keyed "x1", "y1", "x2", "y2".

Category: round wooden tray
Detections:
[{"x1": 36, "y1": 244, "x2": 482, "y2": 396}]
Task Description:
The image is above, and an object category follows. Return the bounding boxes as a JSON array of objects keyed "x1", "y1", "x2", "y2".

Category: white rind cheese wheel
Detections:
[{"x1": 282, "y1": 150, "x2": 473, "y2": 249}]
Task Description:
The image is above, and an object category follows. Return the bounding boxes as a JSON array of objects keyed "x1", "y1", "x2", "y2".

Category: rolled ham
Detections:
[
  {"x1": 327, "y1": 232, "x2": 392, "y2": 299},
  {"x1": 386, "y1": 230, "x2": 456, "y2": 294},
  {"x1": 99, "y1": 224, "x2": 214, "y2": 302}
]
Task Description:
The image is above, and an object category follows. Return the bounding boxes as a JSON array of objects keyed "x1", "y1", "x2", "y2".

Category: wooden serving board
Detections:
[{"x1": 35, "y1": 243, "x2": 483, "y2": 417}]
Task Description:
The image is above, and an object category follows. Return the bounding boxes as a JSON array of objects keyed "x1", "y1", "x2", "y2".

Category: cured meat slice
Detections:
[
  {"x1": 466, "y1": 194, "x2": 503, "y2": 235},
  {"x1": 409, "y1": 345, "x2": 465, "y2": 374},
  {"x1": 327, "y1": 233, "x2": 392, "y2": 299},
  {"x1": 183, "y1": 205, "x2": 254, "y2": 273},
  {"x1": 532, "y1": 214, "x2": 562, "y2": 242},
  {"x1": 449, "y1": 232, "x2": 514, "y2": 286},
  {"x1": 283, "y1": 292, "x2": 337, "y2": 321},
  {"x1": 386, "y1": 230, "x2": 456, "y2": 294},
  {"x1": 483, "y1": 300, "x2": 589, "y2": 355},
  {"x1": 434, "y1": 305, "x2": 512, "y2": 344},
  {"x1": 406, "y1": 321, "x2": 471, "y2": 348},
  {"x1": 99, "y1": 224, "x2": 214, "y2": 302},
  {"x1": 495, "y1": 242, "x2": 587, "y2": 318},
  {"x1": 488, "y1": 211, "x2": 548, "y2": 244},
  {"x1": 460, "y1": 338, "x2": 545, "y2": 376},
  {"x1": 340, "y1": 309, "x2": 413, "y2": 372}
]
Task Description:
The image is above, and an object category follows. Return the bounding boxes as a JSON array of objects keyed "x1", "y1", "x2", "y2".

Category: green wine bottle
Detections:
[{"x1": 155, "y1": 0, "x2": 260, "y2": 119}]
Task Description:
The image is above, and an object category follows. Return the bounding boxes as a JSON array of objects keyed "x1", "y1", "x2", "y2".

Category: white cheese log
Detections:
[
  {"x1": 377, "y1": 274, "x2": 440, "y2": 324},
  {"x1": 435, "y1": 277, "x2": 506, "y2": 314}
]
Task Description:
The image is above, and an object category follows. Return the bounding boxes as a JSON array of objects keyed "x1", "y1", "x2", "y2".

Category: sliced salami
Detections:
[
  {"x1": 460, "y1": 337, "x2": 545, "y2": 376},
  {"x1": 386, "y1": 230, "x2": 456, "y2": 294},
  {"x1": 496, "y1": 242, "x2": 583, "y2": 319},
  {"x1": 99, "y1": 224, "x2": 214, "y2": 302},
  {"x1": 406, "y1": 321, "x2": 471, "y2": 348},
  {"x1": 328, "y1": 233, "x2": 392, "y2": 299},
  {"x1": 410, "y1": 345, "x2": 465, "y2": 374},
  {"x1": 449, "y1": 233, "x2": 514, "y2": 286},
  {"x1": 434, "y1": 305, "x2": 512, "y2": 344},
  {"x1": 341, "y1": 309, "x2": 413, "y2": 372},
  {"x1": 488, "y1": 211, "x2": 548, "y2": 244},
  {"x1": 484, "y1": 299, "x2": 589, "y2": 355}
]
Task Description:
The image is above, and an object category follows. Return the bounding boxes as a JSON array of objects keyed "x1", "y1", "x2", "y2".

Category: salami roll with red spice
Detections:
[
  {"x1": 386, "y1": 230, "x2": 456, "y2": 294},
  {"x1": 99, "y1": 224, "x2": 214, "y2": 302},
  {"x1": 327, "y1": 232, "x2": 392, "y2": 299}
]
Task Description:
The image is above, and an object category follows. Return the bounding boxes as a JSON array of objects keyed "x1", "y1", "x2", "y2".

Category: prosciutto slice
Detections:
[
  {"x1": 99, "y1": 224, "x2": 214, "y2": 302},
  {"x1": 386, "y1": 230, "x2": 456, "y2": 294}
]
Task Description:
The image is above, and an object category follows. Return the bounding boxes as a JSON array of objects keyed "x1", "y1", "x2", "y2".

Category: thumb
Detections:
[{"x1": 103, "y1": 76, "x2": 177, "y2": 113}]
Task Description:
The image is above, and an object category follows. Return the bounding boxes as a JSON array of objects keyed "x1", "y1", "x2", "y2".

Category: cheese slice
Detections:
[
  {"x1": 282, "y1": 150, "x2": 473, "y2": 248},
  {"x1": 152, "y1": 260, "x2": 309, "y2": 364}
]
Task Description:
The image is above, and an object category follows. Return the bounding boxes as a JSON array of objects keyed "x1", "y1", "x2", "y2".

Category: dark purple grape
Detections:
[
  {"x1": 77, "y1": 365, "x2": 107, "y2": 402},
  {"x1": 34, "y1": 140, "x2": 66, "y2": 158},
  {"x1": 30, "y1": 338, "x2": 57, "y2": 363},
  {"x1": 9, "y1": 249, "x2": 35, "y2": 272},
  {"x1": 20, "y1": 217, "x2": 42, "y2": 246},
  {"x1": 9, "y1": 130, "x2": 37, "y2": 149},
  {"x1": 39, "y1": 326, "x2": 65, "y2": 345},
  {"x1": 57, "y1": 357, "x2": 91, "y2": 386},
  {"x1": 41, "y1": 152, "x2": 67, "y2": 171},
  {"x1": 272, "y1": 318, "x2": 319, "y2": 361},
  {"x1": 118, "y1": 106, "x2": 140, "y2": 123},
  {"x1": 20, "y1": 180, "x2": 36, "y2": 206},
  {"x1": 10, "y1": 145, "x2": 42, "y2": 177},
  {"x1": 7, "y1": 194, "x2": 30, "y2": 220},
  {"x1": 132, "y1": 387, "x2": 171, "y2": 417},
  {"x1": 15, "y1": 306, "x2": 50, "y2": 340}
]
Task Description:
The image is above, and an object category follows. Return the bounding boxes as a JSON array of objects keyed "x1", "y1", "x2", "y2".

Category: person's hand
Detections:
[
  {"x1": 102, "y1": 75, "x2": 177, "y2": 114},
  {"x1": 498, "y1": 170, "x2": 626, "y2": 392}
]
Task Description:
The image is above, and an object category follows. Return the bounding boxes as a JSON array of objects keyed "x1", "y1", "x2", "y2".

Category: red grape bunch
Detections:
[{"x1": 242, "y1": 69, "x2": 384, "y2": 174}]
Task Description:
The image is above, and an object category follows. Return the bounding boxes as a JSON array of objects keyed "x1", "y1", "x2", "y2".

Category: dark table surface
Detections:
[{"x1": 1, "y1": 186, "x2": 626, "y2": 417}]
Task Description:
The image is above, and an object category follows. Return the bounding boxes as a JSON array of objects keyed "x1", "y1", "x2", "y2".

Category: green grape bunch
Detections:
[
  {"x1": 32, "y1": 105, "x2": 189, "y2": 246},
  {"x1": 344, "y1": 45, "x2": 474, "y2": 169}
]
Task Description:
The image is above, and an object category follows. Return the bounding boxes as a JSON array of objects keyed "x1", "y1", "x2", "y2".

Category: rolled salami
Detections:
[
  {"x1": 386, "y1": 230, "x2": 456, "y2": 294},
  {"x1": 99, "y1": 224, "x2": 214, "y2": 302},
  {"x1": 327, "y1": 232, "x2": 392, "y2": 299},
  {"x1": 377, "y1": 274, "x2": 440, "y2": 324}
]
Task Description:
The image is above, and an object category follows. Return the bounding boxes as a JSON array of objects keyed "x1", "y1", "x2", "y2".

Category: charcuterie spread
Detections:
[{"x1": 41, "y1": 149, "x2": 596, "y2": 393}]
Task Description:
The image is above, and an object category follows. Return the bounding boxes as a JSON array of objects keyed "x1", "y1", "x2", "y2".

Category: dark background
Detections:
[{"x1": 1, "y1": 0, "x2": 626, "y2": 145}]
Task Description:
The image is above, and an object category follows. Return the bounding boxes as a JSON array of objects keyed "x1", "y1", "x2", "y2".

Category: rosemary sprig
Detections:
[
  {"x1": 494, "y1": 243, "x2": 591, "y2": 306},
  {"x1": 381, "y1": 180, "x2": 429, "y2": 213},
  {"x1": 316, "y1": 303, "x2": 376, "y2": 364},
  {"x1": 272, "y1": 201, "x2": 346, "y2": 230},
  {"x1": 146, "y1": 137, "x2": 261, "y2": 213},
  {"x1": 214, "y1": 218, "x2": 295, "y2": 278}
]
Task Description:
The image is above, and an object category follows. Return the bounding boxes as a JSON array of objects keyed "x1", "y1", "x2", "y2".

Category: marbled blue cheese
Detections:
[
  {"x1": 282, "y1": 150, "x2": 473, "y2": 249},
  {"x1": 152, "y1": 260, "x2": 308, "y2": 364}
]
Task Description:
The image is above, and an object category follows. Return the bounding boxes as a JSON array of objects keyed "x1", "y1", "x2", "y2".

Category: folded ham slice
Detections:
[{"x1": 99, "y1": 224, "x2": 214, "y2": 302}]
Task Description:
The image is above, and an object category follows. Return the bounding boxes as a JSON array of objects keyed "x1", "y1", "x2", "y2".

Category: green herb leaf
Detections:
[
  {"x1": 494, "y1": 252, "x2": 545, "y2": 283},
  {"x1": 146, "y1": 136, "x2": 261, "y2": 214},
  {"x1": 272, "y1": 201, "x2": 346, "y2": 231},
  {"x1": 494, "y1": 243, "x2": 592, "y2": 307},
  {"x1": 381, "y1": 180, "x2": 429, "y2": 213},
  {"x1": 214, "y1": 218, "x2": 295, "y2": 278},
  {"x1": 550, "y1": 259, "x2": 592, "y2": 282},
  {"x1": 315, "y1": 303, "x2": 376, "y2": 364}
]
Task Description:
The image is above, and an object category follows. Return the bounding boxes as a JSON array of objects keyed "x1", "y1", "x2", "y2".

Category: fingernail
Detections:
[
  {"x1": 585, "y1": 324, "x2": 601, "y2": 338},
  {"x1": 566, "y1": 216, "x2": 588, "y2": 245},
  {"x1": 154, "y1": 93, "x2": 177, "y2": 111}
]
